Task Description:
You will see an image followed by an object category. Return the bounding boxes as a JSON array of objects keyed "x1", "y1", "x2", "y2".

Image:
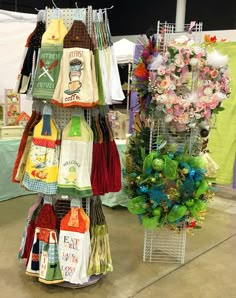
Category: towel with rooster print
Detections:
[{"x1": 22, "y1": 114, "x2": 61, "y2": 194}]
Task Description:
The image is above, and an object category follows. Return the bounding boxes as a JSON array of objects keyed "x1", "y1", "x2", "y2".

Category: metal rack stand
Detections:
[
  {"x1": 156, "y1": 20, "x2": 203, "y2": 52},
  {"x1": 143, "y1": 19, "x2": 203, "y2": 262},
  {"x1": 143, "y1": 226, "x2": 186, "y2": 264}
]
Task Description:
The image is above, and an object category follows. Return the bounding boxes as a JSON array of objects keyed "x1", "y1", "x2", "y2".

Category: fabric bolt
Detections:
[
  {"x1": 22, "y1": 115, "x2": 60, "y2": 195},
  {"x1": 57, "y1": 114, "x2": 93, "y2": 197}
]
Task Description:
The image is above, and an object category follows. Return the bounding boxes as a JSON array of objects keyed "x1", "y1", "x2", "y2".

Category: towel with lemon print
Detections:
[{"x1": 57, "y1": 113, "x2": 93, "y2": 197}]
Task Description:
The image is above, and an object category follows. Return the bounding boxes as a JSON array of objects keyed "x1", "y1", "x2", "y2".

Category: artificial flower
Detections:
[
  {"x1": 210, "y1": 69, "x2": 219, "y2": 79},
  {"x1": 134, "y1": 62, "x2": 149, "y2": 80},
  {"x1": 190, "y1": 57, "x2": 198, "y2": 67},
  {"x1": 157, "y1": 66, "x2": 166, "y2": 76},
  {"x1": 148, "y1": 42, "x2": 230, "y2": 128},
  {"x1": 160, "y1": 79, "x2": 170, "y2": 89},
  {"x1": 174, "y1": 54, "x2": 185, "y2": 68}
]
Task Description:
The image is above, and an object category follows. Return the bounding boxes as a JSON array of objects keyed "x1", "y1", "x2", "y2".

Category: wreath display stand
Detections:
[
  {"x1": 143, "y1": 116, "x2": 197, "y2": 264},
  {"x1": 125, "y1": 21, "x2": 230, "y2": 264},
  {"x1": 142, "y1": 22, "x2": 203, "y2": 264}
]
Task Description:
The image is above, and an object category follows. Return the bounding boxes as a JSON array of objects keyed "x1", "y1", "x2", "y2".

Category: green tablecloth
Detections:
[{"x1": 0, "y1": 138, "x2": 35, "y2": 201}]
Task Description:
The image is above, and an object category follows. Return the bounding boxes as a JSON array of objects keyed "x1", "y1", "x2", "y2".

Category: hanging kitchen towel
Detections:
[
  {"x1": 51, "y1": 20, "x2": 98, "y2": 108},
  {"x1": 18, "y1": 194, "x2": 43, "y2": 260},
  {"x1": 32, "y1": 45, "x2": 63, "y2": 99},
  {"x1": 58, "y1": 205, "x2": 90, "y2": 284},
  {"x1": 17, "y1": 21, "x2": 46, "y2": 94},
  {"x1": 12, "y1": 109, "x2": 37, "y2": 183},
  {"x1": 32, "y1": 18, "x2": 68, "y2": 100},
  {"x1": 38, "y1": 230, "x2": 64, "y2": 284},
  {"x1": 15, "y1": 110, "x2": 42, "y2": 183},
  {"x1": 26, "y1": 198, "x2": 60, "y2": 279},
  {"x1": 57, "y1": 113, "x2": 93, "y2": 197},
  {"x1": 22, "y1": 113, "x2": 60, "y2": 194},
  {"x1": 25, "y1": 227, "x2": 41, "y2": 277}
]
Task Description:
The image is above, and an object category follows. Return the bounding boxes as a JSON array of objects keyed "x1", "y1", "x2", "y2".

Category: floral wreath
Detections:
[{"x1": 148, "y1": 41, "x2": 230, "y2": 130}]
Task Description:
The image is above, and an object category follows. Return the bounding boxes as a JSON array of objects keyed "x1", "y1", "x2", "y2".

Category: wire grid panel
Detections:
[
  {"x1": 157, "y1": 21, "x2": 203, "y2": 52},
  {"x1": 149, "y1": 118, "x2": 197, "y2": 154},
  {"x1": 143, "y1": 228, "x2": 186, "y2": 264},
  {"x1": 51, "y1": 105, "x2": 91, "y2": 130},
  {"x1": 46, "y1": 7, "x2": 93, "y2": 37},
  {"x1": 55, "y1": 197, "x2": 91, "y2": 222}
]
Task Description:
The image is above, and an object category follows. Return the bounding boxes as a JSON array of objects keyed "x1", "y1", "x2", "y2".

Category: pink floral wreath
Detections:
[{"x1": 149, "y1": 44, "x2": 230, "y2": 130}]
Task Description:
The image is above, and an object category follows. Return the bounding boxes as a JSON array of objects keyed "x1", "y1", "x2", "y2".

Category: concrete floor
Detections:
[{"x1": 0, "y1": 193, "x2": 236, "y2": 298}]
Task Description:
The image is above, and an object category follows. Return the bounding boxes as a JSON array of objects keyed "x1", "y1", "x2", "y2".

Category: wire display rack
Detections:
[
  {"x1": 143, "y1": 226, "x2": 186, "y2": 264},
  {"x1": 143, "y1": 116, "x2": 198, "y2": 264},
  {"x1": 157, "y1": 21, "x2": 203, "y2": 52},
  {"x1": 149, "y1": 117, "x2": 198, "y2": 155}
]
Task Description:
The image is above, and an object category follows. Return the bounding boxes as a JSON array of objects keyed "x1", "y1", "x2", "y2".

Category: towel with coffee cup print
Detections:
[{"x1": 51, "y1": 20, "x2": 98, "y2": 108}]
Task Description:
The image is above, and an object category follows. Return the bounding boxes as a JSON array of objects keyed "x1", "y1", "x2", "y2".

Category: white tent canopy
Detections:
[
  {"x1": 0, "y1": 10, "x2": 37, "y2": 115},
  {"x1": 113, "y1": 38, "x2": 136, "y2": 64}
]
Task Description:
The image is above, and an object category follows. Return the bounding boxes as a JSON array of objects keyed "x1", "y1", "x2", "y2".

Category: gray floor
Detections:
[{"x1": 0, "y1": 192, "x2": 236, "y2": 298}]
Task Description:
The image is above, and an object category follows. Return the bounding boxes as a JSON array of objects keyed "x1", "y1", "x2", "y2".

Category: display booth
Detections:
[{"x1": 113, "y1": 38, "x2": 135, "y2": 110}]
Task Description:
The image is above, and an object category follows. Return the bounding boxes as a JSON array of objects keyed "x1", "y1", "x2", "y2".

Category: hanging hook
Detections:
[
  {"x1": 75, "y1": 2, "x2": 78, "y2": 8},
  {"x1": 106, "y1": 5, "x2": 114, "y2": 10},
  {"x1": 35, "y1": 8, "x2": 39, "y2": 12},
  {"x1": 101, "y1": 5, "x2": 114, "y2": 14},
  {"x1": 52, "y1": 0, "x2": 58, "y2": 8}
]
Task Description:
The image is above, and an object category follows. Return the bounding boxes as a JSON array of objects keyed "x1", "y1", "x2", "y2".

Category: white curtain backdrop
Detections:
[{"x1": 0, "y1": 10, "x2": 37, "y2": 115}]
